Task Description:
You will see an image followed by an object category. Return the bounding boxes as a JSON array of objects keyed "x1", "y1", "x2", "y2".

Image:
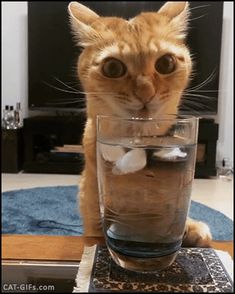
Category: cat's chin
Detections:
[{"x1": 134, "y1": 108, "x2": 152, "y2": 119}]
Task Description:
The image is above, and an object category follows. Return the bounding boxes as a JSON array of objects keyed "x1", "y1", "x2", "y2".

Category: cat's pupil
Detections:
[
  {"x1": 102, "y1": 58, "x2": 126, "y2": 78},
  {"x1": 155, "y1": 54, "x2": 176, "y2": 75}
]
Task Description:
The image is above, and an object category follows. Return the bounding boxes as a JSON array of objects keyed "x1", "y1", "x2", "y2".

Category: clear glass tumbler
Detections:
[{"x1": 96, "y1": 115, "x2": 199, "y2": 272}]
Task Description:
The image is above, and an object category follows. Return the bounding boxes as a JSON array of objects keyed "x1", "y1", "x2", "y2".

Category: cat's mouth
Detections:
[{"x1": 135, "y1": 106, "x2": 150, "y2": 118}]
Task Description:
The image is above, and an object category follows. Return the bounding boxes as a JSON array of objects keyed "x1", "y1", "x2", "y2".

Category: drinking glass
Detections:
[{"x1": 96, "y1": 115, "x2": 199, "y2": 272}]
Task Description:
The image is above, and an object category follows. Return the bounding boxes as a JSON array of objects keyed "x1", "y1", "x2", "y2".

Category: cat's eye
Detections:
[
  {"x1": 102, "y1": 58, "x2": 127, "y2": 78},
  {"x1": 155, "y1": 54, "x2": 176, "y2": 75}
]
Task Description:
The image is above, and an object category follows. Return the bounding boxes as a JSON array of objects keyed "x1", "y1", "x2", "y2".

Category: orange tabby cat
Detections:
[{"x1": 68, "y1": 1, "x2": 212, "y2": 246}]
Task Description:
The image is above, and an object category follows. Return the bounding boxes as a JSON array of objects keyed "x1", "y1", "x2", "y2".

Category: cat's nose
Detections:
[{"x1": 134, "y1": 75, "x2": 155, "y2": 104}]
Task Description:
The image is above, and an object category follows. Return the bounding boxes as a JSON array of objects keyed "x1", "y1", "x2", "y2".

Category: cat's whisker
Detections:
[
  {"x1": 187, "y1": 68, "x2": 217, "y2": 91},
  {"x1": 43, "y1": 81, "x2": 81, "y2": 94},
  {"x1": 47, "y1": 98, "x2": 83, "y2": 102},
  {"x1": 189, "y1": 14, "x2": 207, "y2": 22},
  {"x1": 179, "y1": 105, "x2": 202, "y2": 115},
  {"x1": 182, "y1": 99, "x2": 208, "y2": 107},
  {"x1": 53, "y1": 77, "x2": 81, "y2": 92},
  {"x1": 183, "y1": 93, "x2": 217, "y2": 101},
  {"x1": 45, "y1": 100, "x2": 85, "y2": 105},
  {"x1": 182, "y1": 99, "x2": 216, "y2": 107},
  {"x1": 43, "y1": 81, "x2": 117, "y2": 97},
  {"x1": 188, "y1": 4, "x2": 211, "y2": 12},
  {"x1": 181, "y1": 99, "x2": 214, "y2": 110},
  {"x1": 187, "y1": 90, "x2": 219, "y2": 93},
  {"x1": 188, "y1": 4, "x2": 211, "y2": 25},
  {"x1": 163, "y1": 89, "x2": 217, "y2": 101}
]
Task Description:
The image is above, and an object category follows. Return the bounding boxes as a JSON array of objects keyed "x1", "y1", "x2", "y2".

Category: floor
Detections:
[{"x1": 2, "y1": 173, "x2": 234, "y2": 220}]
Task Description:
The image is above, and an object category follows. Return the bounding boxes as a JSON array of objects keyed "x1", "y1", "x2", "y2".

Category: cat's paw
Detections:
[{"x1": 183, "y1": 218, "x2": 212, "y2": 247}]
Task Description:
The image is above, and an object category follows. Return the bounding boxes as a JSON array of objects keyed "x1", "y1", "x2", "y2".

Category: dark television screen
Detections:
[{"x1": 28, "y1": 1, "x2": 223, "y2": 115}]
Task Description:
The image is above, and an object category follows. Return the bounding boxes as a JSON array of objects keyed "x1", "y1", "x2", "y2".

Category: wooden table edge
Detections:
[{"x1": 2, "y1": 234, "x2": 233, "y2": 262}]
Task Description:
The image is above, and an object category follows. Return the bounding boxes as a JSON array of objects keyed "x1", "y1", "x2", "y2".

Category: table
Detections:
[
  {"x1": 2, "y1": 235, "x2": 233, "y2": 293},
  {"x1": 2, "y1": 235, "x2": 233, "y2": 261}
]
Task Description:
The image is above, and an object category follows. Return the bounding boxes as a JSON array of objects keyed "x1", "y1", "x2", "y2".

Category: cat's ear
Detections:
[
  {"x1": 158, "y1": 2, "x2": 190, "y2": 38},
  {"x1": 68, "y1": 2, "x2": 101, "y2": 47}
]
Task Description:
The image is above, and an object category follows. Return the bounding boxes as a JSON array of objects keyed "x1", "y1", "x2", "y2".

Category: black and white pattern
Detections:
[{"x1": 74, "y1": 246, "x2": 233, "y2": 293}]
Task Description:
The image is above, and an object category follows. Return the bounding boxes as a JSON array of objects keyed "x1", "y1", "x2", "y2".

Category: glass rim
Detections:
[{"x1": 96, "y1": 114, "x2": 199, "y2": 123}]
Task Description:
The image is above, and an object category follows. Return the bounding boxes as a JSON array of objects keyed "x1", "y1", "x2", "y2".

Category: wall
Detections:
[
  {"x1": 216, "y1": 2, "x2": 234, "y2": 167},
  {"x1": 1, "y1": 1, "x2": 234, "y2": 166},
  {"x1": 2, "y1": 1, "x2": 28, "y2": 119}
]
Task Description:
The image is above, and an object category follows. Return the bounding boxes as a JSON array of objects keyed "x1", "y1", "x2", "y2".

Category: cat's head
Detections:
[{"x1": 68, "y1": 1, "x2": 192, "y2": 119}]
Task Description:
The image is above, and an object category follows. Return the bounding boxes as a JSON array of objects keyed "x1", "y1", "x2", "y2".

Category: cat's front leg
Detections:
[
  {"x1": 79, "y1": 169, "x2": 103, "y2": 237},
  {"x1": 183, "y1": 217, "x2": 212, "y2": 247}
]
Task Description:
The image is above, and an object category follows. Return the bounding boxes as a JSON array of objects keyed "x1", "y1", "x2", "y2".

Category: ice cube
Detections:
[
  {"x1": 113, "y1": 149, "x2": 147, "y2": 175},
  {"x1": 100, "y1": 144, "x2": 125, "y2": 162},
  {"x1": 154, "y1": 147, "x2": 187, "y2": 161}
]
